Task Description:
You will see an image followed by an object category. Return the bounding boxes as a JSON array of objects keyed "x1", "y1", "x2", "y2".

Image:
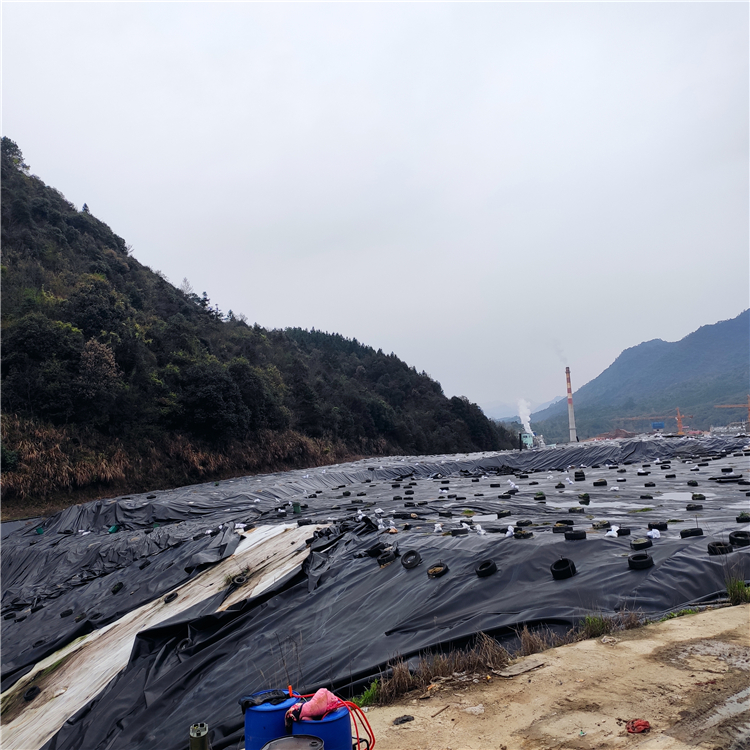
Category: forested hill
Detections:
[
  {"x1": 0, "y1": 138, "x2": 514, "y2": 517},
  {"x1": 530, "y1": 310, "x2": 749, "y2": 442}
]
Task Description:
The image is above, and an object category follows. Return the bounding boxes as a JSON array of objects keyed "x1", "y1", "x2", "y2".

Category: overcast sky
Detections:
[{"x1": 4, "y1": 2, "x2": 748, "y2": 416}]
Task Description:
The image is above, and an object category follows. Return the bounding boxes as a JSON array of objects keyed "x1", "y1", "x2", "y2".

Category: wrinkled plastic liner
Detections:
[{"x1": 0, "y1": 436, "x2": 747, "y2": 750}]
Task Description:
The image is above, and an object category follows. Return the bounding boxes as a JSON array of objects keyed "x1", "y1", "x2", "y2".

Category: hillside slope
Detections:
[
  {"x1": 531, "y1": 310, "x2": 749, "y2": 441},
  {"x1": 0, "y1": 138, "x2": 514, "y2": 515}
]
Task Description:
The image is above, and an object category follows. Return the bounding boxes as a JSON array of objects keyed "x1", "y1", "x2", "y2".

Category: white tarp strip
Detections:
[{"x1": 1, "y1": 523, "x2": 322, "y2": 750}]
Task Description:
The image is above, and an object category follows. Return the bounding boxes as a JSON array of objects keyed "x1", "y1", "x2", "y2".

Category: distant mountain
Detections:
[
  {"x1": 529, "y1": 395, "x2": 565, "y2": 414},
  {"x1": 531, "y1": 311, "x2": 749, "y2": 442},
  {"x1": 480, "y1": 401, "x2": 519, "y2": 421},
  {"x1": 0, "y1": 138, "x2": 515, "y2": 514}
]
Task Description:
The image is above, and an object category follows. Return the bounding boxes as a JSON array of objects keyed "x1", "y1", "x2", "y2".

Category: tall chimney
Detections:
[{"x1": 565, "y1": 367, "x2": 577, "y2": 443}]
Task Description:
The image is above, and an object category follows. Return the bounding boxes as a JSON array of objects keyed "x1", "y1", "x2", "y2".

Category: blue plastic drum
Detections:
[
  {"x1": 242, "y1": 690, "x2": 300, "y2": 750},
  {"x1": 292, "y1": 706, "x2": 351, "y2": 750}
]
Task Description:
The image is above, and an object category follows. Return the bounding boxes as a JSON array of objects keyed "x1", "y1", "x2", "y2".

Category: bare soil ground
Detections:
[{"x1": 366, "y1": 605, "x2": 750, "y2": 750}]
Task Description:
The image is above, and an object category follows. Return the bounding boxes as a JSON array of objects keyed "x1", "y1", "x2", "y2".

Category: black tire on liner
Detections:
[
  {"x1": 616, "y1": 528, "x2": 631, "y2": 536},
  {"x1": 428, "y1": 563, "x2": 449, "y2": 579},
  {"x1": 232, "y1": 575, "x2": 248, "y2": 586},
  {"x1": 401, "y1": 549, "x2": 422, "y2": 569},
  {"x1": 707, "y1": 542, "x2": 733, "y2": 556},
  {"x1": 680, "y1": 528, "x2": 703, "y2": 538},
  {"x1": 648, "y1": 522, "x2": 668, "y2": 531},
  {"x1": 377, "y1": 550, "x2": 396, "y2": 566},
  {"x1": 475, "y1": 559, "x2": 497, "y2": 578},
  {"x1": 686, "y1": 504, "x2": 703, "y2": 511},
  {"x1": 550, "y1": 558, "x2": 577, "y2": 580},
  {"x1": 565, "y1": 530, "x2": 586, "y2": 540},
  {"x1": 628, "y1": 553, "x2": 654, "y2": 571},
  {"x1": 514, "y1": 530, "x2": 533, "y2": 539},
  {"x1": 631, "y1": 538, "x2": 653, "y2": 550},
  {"x1": 728, "y1": 531, "x2": 750, "y2": 548}
]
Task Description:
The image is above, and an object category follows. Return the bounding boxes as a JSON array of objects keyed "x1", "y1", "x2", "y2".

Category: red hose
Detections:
[
  {"x1": 344, "y1": 700, "x2": 376, "y2": 749},
  {"x1": 292, "y1": 691, "x2": 376, "y2": 749}
]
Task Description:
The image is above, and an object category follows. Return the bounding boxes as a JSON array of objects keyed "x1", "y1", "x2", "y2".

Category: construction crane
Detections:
[
  {"x1": 714, "y1": 395, "x2": 750, "y2": 426},
  {"x1": 619, "y1": 407, "x2": 694, "y2": 436}
]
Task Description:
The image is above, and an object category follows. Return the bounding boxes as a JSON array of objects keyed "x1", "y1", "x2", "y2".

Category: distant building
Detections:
[{"x1": 521, "y1": 432, "x2": 546, "y2": 449}]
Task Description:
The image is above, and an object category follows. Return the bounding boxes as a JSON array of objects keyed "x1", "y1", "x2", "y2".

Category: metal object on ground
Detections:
[{"x1": 189, "y1": 722, "x2": 210, "y2": 750}]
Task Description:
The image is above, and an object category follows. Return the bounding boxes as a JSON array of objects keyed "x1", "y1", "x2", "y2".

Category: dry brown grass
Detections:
[
  {"x1": 372, "y1": 614, "x2": 646, "y2": 705},
  {"x1": 375, "y1": 633, "x2": 511, "y2": 705},
  {"x1": 613, "y1": 610, "x2": 642, "y2": 630},
  {"x1": 517, "y1": 624, "x2": 571, "y2": 655},
  {"x1": 518, "y1": 611, "x2": 644, "y2": 654},
  {"x1": 1, "y1": 415, "x2": 131, "y2": 513},
  {"x1": 0, "y1": 414, "x2": 372, "y2": 520}
]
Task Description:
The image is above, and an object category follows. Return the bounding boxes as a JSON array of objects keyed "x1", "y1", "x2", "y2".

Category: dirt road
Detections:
[{"x1": 366, "y1": 605, "x2": 749, "y2": 750}]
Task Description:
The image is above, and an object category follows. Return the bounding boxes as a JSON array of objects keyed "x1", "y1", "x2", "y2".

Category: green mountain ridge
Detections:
[
  {"x1": 0, "y1": 138, "x2": 514, "y2": 517},
  {"x1": 530, "y1": 310, "x2": 749, "y2": 442}
]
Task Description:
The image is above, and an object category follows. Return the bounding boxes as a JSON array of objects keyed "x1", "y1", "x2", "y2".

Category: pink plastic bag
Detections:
[{"x1": 285, "y1": 688, "x2": 345, "y2": 727}]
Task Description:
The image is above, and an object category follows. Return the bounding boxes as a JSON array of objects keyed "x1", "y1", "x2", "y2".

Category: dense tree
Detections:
[
  {"x1": 75, "y1": 339, "x2": 123, "y2": 425},
  {"x1": 1, "y1": 137, "x2": 29, "y2": 174},
  {"x1": 1, "y1": 138, "x2": 516, "y2": 505}
]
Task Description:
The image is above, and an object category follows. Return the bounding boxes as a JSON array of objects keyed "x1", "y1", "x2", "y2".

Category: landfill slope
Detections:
[
  {"x1": 1, "y1": 436, "x2": 748, "y2": 750},
  {"x1": 1, "y1": 524, "x2": 320, "y2": 750}
]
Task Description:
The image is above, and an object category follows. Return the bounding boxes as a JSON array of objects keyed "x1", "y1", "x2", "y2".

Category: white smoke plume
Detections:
[{"x1": 517, "y1": 398, "x2": 532, "y2": 434}]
